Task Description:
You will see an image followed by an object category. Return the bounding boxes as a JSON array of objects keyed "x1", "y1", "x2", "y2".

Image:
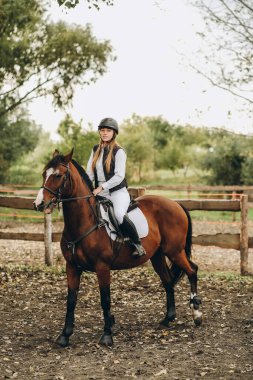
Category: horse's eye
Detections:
[{"x1": 55, "y1": 174, "x2": 62, "y2": 178}]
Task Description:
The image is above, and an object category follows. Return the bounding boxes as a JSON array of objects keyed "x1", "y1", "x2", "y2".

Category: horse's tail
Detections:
[
  {"x1": 181, "y1": 204, "x2": 192, "y2": 259},
  {"x1": 170, "y1": 203, "x2": 192, "y2": 284}
]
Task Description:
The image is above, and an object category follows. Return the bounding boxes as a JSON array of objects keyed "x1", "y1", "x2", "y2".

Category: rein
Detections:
[{"x1": 43, "y1": 162, "x2": 106, "y2": 264}]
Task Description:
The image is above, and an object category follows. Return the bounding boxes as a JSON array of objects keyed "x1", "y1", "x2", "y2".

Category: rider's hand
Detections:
[{"x1": 93, "y1": 186, "x2": 103, "y2": 196}]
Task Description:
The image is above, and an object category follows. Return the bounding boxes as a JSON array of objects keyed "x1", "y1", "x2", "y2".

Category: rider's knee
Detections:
[{"x1": 114, "y1": 210, "x2": 124, "y2": 225}]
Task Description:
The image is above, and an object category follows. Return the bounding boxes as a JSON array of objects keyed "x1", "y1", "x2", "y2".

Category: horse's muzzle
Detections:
[{"x1": 33, "y1": 200, "x2": 44, "y2": 212}]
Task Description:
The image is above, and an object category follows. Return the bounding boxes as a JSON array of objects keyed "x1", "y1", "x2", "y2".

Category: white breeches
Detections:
[{"x1": 100, "y1": 187, "x2": 130, "y2": 224}]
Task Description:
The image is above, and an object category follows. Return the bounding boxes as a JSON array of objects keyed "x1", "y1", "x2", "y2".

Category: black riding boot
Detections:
[{"x1": 120, "y1": 215, "x2": 146, "y2": 258}]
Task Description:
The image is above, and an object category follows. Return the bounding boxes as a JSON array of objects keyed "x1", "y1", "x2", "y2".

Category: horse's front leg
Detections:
[
  {"x1": 96, "y1": 266, "x2": 115, "y2": 347},
  {"x1": 56, "y1": 262, "x2": 82, "y2": 347}
]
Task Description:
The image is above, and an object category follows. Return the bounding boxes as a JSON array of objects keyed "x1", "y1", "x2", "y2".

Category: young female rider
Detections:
[{"x1": 86, "y1": 117, "x2": 146, "y2": 258}]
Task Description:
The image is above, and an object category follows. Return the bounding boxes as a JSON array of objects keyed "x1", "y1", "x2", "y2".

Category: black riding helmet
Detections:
[{"x1": 98, "y1": 117, "x2": 119, "y2": 134}]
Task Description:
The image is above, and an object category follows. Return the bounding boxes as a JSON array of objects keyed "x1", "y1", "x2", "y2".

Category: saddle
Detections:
[{"x1": 96, "y1": 195, "x2": 139, "y2": 236}]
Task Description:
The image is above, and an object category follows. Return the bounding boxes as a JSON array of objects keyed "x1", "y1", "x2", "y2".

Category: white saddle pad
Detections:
[{"x1": 100, "y1": 205, "x2": 149, "y2": 241}]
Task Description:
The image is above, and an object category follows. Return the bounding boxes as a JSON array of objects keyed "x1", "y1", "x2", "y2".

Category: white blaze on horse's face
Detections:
[{"x1": 34, "y1": 167, "x2": 55, "y2": 208}]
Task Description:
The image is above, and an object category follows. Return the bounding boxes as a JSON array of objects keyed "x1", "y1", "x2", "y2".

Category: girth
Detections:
[{"x1": 63, "y1": 195, "x2": 139, "y2": 269}]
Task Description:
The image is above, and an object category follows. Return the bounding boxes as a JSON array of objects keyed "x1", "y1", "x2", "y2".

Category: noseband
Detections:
[{"x1": 42, "y1": 163, "x2": 71, "y2": 207}]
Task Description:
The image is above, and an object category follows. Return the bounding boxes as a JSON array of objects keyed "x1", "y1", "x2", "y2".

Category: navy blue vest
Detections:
[{"x1": 93, "y1": 144, "x2": 128, "y2": 193}]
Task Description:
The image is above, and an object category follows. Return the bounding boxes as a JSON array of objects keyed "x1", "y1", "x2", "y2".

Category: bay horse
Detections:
[{"x1": 34, "y1": 149, "x2": 202, "y2": 347}]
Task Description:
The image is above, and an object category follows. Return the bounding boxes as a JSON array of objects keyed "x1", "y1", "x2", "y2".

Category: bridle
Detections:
[
  {"x1": 42, "y1": 161, "x2": 95, "y2": 212},
  {"x1": 41, "y1": 162, "x2": 106, "y2": 265},
  {"x1": 43, "y1": 163, "x2": 75, "y2": 207}
]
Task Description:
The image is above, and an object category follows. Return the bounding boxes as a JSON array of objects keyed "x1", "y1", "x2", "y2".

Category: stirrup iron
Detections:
[{"x1": 131, "y1": 243, "x2": 146, "y2": 258}]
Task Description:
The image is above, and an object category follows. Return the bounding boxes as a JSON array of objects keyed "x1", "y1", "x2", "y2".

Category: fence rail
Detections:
[
  {"x1": 2, "y1": 183, "x2": 253, "y2": 197},
  {"x1": 144, "y1": 184, "x2": 253, "y2": 191},
  {"x1": 0, "y1": 189, "x2": 250, "y2": 275}
]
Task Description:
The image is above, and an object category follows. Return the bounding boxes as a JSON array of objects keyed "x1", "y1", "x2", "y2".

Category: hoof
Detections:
[
  {"x1": 159, "y1": 314, "x2": 175, "y2": 327},
  {"x1": 159, "y1": 319, "x2": 170, "y2": 328},
  {"x1": 99, "y1": 333, "x2": 113, "y2": 347},
  {"x1": 190, "y1": 296, "x2": 202, "y2": 327},
  {"x1": 193, "y1": 310, "x2": 203, "y2": 326},
  {"x1": 194, "y1": 315, "x2": 203, "y2": 327},
  {"x1": 56, "y1": 334, "x2": 69, "y2": 347}
]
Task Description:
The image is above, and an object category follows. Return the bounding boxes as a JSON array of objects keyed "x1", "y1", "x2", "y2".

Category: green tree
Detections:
[
  {"x1": 241, "y1": 157, "x2": 253, "y2": 185},
  {"x1": 0, "y1": 0, "x2": 114, "y2": 116},
  {"x1": 155, "y1": 136, "x2": 185, "y2": 173},
  {"x1": 119, "y1": 115, "x2": 154, "y2": 182},
  {"x1": 120, "y1": 115, "x2": 209, "y2": 181},
  {"x1": 8, "y1": 131, "x2": 55, "y2": 185},
  {"x1": 146, "y1": 118, "x2": 208, "y2": 174},
  {"x1": 0, "y1": 110, "x2": 40, "y2": 182},
  {"x1": 241, "y1": 139, "x2": 253, "y2": 185},
  {"x1": 146, "y1": 116, "x2": 174, "y2": 149},
  {"x1": 201, "y1": 135, "x2": 248, "y2": 185},
  {"x1": 57, "y1": 0, "x2": 114, "y2": 9},
  {"x1": 56, "y1": 114, "x2": 98, "y2": 165}
]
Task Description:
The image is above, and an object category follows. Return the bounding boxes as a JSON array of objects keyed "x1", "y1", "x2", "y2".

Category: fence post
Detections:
[
  {"x1": 187, "y1": 185, "x2": 191, "y2": 199},
  {"x1": 128, "y1": 187, "x2": 146, "y2": 198},
  {"x1": 44, "y1": 213, "x2": 53, "y2": 266},
  {"x1": 232, "y1": 191, "x2": 236, "y2": 222},
  {"x1": 136, "y1": 187, "x2": 146, "y2": 197},
  {"x1": 240, "y1": 195, "x2": 248, "y2": 275}
]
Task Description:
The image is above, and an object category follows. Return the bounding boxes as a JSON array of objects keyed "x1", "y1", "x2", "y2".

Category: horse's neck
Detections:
[{"x1": 62, "y1": 176, "x2": 96, "y2": 233}]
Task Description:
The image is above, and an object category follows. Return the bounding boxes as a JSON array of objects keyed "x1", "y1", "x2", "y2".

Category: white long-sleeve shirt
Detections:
[{"x1": 86, "y1": 147, "x2": 127, "y2": 194}]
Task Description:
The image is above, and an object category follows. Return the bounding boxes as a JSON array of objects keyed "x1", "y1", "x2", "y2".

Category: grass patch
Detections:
[
  {"x1": 190, "y1": 210, "x2": 239, "y2": 222},
  {"x1": 192, "y1": 207, "x2": 253, "y2": 222},
  {"x1": 198, "y1": 271, "x2": 253, "y2": 283},
  {"x1": 0, "y1": 207, "x2": 62, "y2": 223},
  {"x1": 0, "y1": 263, "x2": 66, "y2": 276}
]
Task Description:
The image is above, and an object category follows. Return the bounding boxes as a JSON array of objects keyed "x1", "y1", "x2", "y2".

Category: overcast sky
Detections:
[{"x1": 28, "y1": 0, "x2": 252, "y2": 140}]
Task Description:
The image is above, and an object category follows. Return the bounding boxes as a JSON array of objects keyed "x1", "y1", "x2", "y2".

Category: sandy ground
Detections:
[{"x1": 0, "y1": 221, "x2": 252, "y2": 380}]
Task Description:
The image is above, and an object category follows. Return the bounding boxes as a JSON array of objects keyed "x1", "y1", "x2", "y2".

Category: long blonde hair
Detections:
[{"x1": 92, "y1": 138, "x2": 121, "y2": 174}]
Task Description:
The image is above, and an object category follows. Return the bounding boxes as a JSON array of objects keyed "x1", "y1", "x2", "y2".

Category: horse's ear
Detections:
[
  {"x1": 64, "y1": 148, "x2": 74, "y2": 163},
  {"x1": 53, "y1": 149, "x2": 60, "y2": 157}
]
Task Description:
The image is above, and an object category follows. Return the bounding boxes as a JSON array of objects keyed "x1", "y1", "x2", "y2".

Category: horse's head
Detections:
[{"x1": 34, "y1": 149, "x2": 74, "y2": 213}]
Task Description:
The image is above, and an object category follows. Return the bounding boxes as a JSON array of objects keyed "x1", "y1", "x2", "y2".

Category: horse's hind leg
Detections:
[
  {"x1": 188, "y1": 259, "x2": 202, "y2": 326},
  {"x1": 56, "y1": 262, "x2": 82, "y2": 347},
  {"x1": 171, "y1": 251, "x2": 202, "y2": 326},
  {"x1": 151, "y1": 249, "x2": 176, "y2": 327}
]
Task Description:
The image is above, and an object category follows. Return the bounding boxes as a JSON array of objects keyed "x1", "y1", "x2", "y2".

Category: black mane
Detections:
[
  {"x1": 44, "y1": 154, "x2": 65, "y2": 171},
  {"x1": 71, "y1": 159, "x2": 94, "y2": 192},
  {"x1": 44, "y1": 155, "x2": 94, "y2": 192}
]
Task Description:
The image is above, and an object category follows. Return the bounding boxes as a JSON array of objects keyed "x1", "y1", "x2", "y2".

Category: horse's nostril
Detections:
[{"x1": 33, "y1": 201, "x2": 44, "y2": 212}]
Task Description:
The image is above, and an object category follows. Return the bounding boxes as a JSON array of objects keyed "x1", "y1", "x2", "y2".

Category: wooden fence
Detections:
[
  {"x1": 1, "y1": 183, "x2": 253, "y2": 198},
  {"x1": 0, "y1": 189, "x2": 251, "y2": 275},
  {"x1": 143, "y1": 184, "x2": 253, "y2": 200}
]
